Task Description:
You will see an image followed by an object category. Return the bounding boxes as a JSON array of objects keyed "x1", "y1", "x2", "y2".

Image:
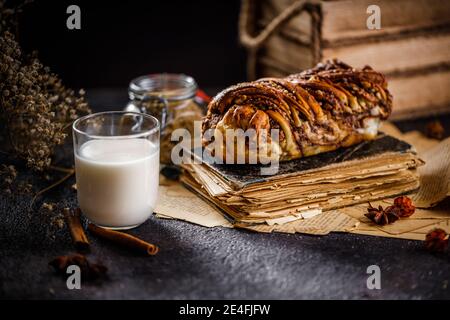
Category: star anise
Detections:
[
  {"x1": 49, "y1": 254, "x2": 107, "y2": 280},
  {"x1": 365, "y1": 203, "x2": 400, "y2": 225},
  {"x1": 424, "y1": 229, "x2": 449, "y2": 253},
  {"x1": 393, "y1": 196, "x2": 415, "y2": 217},
  {"x1": 425, "y1": 120, "x2": 445, "y2": 140}
]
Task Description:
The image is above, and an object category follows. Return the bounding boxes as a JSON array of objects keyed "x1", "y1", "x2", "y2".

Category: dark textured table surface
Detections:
[{"x1": 1, "y1": 89, "x2": 449, "y2": 300}]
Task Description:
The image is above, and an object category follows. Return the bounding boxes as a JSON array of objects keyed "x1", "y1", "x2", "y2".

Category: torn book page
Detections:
[
  {"x1": 413, "y1": 137, "x2": 450, "y2": 207},
  {"x1": 154, "y1": 184, "x2": 233, "y2": 228}
]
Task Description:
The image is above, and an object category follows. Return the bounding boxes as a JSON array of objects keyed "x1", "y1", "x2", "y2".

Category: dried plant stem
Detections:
[
  {"x1": 49, "y1": 165, "x2": 74, "y2": 174},
  {"x1": 61, "y1": 121, "x2": 74, "y2": 133},
  {"x1": 30, "y1": 167, "x2": 75, "y2": 209}
]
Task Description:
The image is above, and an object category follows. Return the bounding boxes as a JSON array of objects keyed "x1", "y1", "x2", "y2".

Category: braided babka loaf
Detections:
[{"x1": 202, "y1": 60, "x2": 393, "y2": 162}]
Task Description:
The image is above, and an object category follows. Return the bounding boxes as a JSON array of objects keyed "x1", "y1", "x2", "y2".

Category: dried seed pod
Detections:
[
  {"x1": 49, "y1": 254, "x2": 107, "y2": 280},
  {"x1": 393, "y1": 196, "x2": 415, "y2": 218},
  {"x1": 424, "y1": 229, "x2": 449, "y2": 253},
  {"x1": 425, "y1": 120, "x2": 445, "y2": 140}
]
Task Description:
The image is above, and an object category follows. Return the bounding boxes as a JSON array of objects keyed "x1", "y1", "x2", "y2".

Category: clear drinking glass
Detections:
[{"x1": 73, "y1": 111, "x2": 160, "y2": 230}]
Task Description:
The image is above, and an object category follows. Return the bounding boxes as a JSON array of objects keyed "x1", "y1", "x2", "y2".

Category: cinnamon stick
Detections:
[
  {"x1": 64, "y1": 208, "x2": 90, "y2": 252},
  {"x1": 87, "y1": 223, "x2": 159, "y2": 256}
]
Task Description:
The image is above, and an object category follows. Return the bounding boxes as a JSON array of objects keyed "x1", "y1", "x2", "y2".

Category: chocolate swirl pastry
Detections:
[{"x1": 202, "y1": 60, "x2": 393, "y2": 162}]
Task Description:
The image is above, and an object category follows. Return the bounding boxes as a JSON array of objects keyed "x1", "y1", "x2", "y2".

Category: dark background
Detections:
[
  {"x1": 17, "y1": 0, "x2": 247, "y2": 90},
  {"x1": 2, "y1": 0, "x2": 450, "y2": 300}
]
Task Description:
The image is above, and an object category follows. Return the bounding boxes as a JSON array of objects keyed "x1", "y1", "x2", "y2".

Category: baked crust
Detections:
[{"x1": 202, "y1": 60, "x2": 392, "y2": 162}]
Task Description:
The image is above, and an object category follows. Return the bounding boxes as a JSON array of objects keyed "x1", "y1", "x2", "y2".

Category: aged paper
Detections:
[
  {"x1": 381, "y1": 121, "x2": 447, "y2": 208},
  {"x1": 413, "y1": 137, "x2": 450, "y2": 207},
  {"x1": 343, "y1": 199, "x2": 449, "y2": 235},
  {"x1": 401, "y1": 131, "x2": 440, "y2": 155},
  {"x1": 155, "y1": 123, "x2": 448, "y2": 241},
  {"x1": 414, "y1": 219, "x2": 450, "y2": 233},
  {"x1": 155, "y1": 184, "x2": 232, "y2": 228},
  {"x1": 154, "y1": 182, "x2": 446, "y2": 240},
  {"x1": 264, "y1": 208, "x2": 322, "y2": 226},
  {"x1": 359, "y1": 217, "x2": 438, "y2": 235},
  {"x1": 377, "y1": 125, "x2": 449, "y2": 207},
  {"x1": 236, "y1": 210, "x2": 359, "y2": 235},
  {"x1": 352, "y1": 219, "x2": 450, "y2": 241},
  {"x1": 344, "y1": 200, "x2": 450, "y2": 220}
]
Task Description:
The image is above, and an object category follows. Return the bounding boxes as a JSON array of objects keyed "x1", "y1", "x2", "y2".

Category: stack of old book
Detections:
[
  {"x1": 241, "y1": 0, "x2": 450, "y2": 119},
  {"x1": 181, "y1": 135, "x2": 423, "y2": 226}
]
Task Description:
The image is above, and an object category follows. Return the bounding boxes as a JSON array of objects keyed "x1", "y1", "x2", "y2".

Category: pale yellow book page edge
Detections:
[
  {"x1": 154, "y1": 184, "x2": 232, "y2": 228},
  {"x1": 413, "y1": 137, "x2": 450, "y2": 207}
]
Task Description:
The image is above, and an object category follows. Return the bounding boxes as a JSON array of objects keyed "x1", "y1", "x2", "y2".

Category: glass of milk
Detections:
[{"x1": 73, "y1": 111, "x2": 160, "y2": 230}]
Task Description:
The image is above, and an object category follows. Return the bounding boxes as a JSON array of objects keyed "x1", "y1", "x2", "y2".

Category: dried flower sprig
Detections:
[
  {"x1": 0, "y1": 30, "x2": 91, "y2": 171},
  {"x1": 425, "y1": 120, "x2": 445, "y2": 140},
  {"x1": 0, "y1": 0, "x2": 32, "y2": 35},
  {"x1": 0, "y1": 163, "x2": 17, "y2": 193}
]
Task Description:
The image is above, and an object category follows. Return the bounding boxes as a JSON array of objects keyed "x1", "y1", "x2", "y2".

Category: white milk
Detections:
[{"x1": 75, "y1": 138, "x2": 159, "y2": 229}]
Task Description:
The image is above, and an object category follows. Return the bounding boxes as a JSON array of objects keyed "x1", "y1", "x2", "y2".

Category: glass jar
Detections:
[
  {"x1": 126, "y1": 74, "x2": 204, "y2": 164},
  {"x1": 73, "y1": 111, "x2": 160, "y2": 229},
  {"x1": 127, "y1": 73, "x2": 198, "y2": 115}
]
